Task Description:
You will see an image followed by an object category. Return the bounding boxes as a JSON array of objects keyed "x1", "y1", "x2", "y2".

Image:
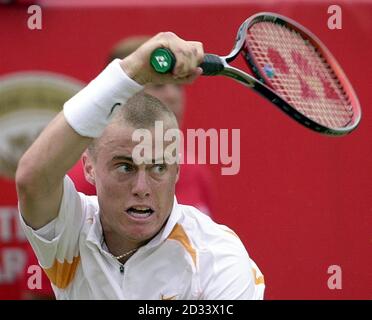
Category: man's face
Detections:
[{"x1": 85, "y1": 122, "x2": 179, "y2": 245}]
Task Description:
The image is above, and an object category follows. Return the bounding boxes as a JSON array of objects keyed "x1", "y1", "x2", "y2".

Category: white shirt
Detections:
[{"x1": 20, "y1": 176, "x2": 264, "y2": 300}]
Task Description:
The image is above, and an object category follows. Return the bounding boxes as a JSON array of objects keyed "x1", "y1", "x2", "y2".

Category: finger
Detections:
[
  {"x1": 172, "y1": 47, "x2": 191, "y2": 78},
  {"x1": 189, "y1": 41, "x2": 204, "y2": 66},
  {"x1": 173, "y1": 67, "x2": 202, "y2": 84},
  {"x1": 172, "y1": 43, "x2": 202, "y2": 79}
]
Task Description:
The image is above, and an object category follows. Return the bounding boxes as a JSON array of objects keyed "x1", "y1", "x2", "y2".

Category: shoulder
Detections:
[
  {"x1": 175, "y1": 204, "x2": 249, "y2": 259},
  {"x1": 79, "y1": 193, "x2": 99, "y2": 218},
  {"x1": 173, "y1": 205, "x2": 260, "y2": 299},
  {"x1": 63, "y1": 175, "x2": 99, "y2": 223}
]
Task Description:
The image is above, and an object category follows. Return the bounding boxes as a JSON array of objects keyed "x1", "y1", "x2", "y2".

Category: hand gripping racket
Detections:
[{"x1": 150, "y1": 12, "x2": 361, "y2": 136}]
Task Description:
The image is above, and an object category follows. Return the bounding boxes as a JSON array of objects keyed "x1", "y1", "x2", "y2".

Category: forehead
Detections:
[
  {"x1": 95, "y1": 122, "x2": 178, "y2": 162},
  {"x1": 98, "y1": 123, "x2": 138, "y2": 151}
]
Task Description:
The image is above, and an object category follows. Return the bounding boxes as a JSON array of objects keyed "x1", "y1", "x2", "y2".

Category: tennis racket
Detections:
[{"x1": 150, "y1": 12, "x2": 361, "y2": 136}]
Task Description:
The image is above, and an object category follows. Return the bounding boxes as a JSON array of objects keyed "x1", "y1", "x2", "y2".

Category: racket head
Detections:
[{"x1": 240, "y1": 12, "x2": 361, "y2": 136}]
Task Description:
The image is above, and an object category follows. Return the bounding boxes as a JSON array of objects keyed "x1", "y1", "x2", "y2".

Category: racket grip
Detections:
[
  {"x1": 150, "y1": 48, "x2": 224, "y2": 76},
  {"x1": 200, "y1": 54, "x2": 224, "y2": 76}
]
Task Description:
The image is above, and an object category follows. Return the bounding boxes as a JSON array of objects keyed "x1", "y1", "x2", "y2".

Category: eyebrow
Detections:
[
  {"x1": 112, "y1": 155, "x2": 166, "y2": 164},
  {"x1": 112, "y1": 155, "x2": 134, "y2": 162}
]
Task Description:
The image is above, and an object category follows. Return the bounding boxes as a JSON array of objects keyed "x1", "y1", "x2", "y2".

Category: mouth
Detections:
[{"x1": 126, "y1": 206, "x2": 155, "y2": 219}]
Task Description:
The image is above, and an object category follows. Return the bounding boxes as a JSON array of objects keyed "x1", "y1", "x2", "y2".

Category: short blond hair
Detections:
[{"x1": 88, "y1": 92, "x2": 178, "y2": 159}]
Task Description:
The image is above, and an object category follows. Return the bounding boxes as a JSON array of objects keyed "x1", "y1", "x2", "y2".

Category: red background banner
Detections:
[{"x1": 0, "y1": 1, "x2": 371, "y2": 299}]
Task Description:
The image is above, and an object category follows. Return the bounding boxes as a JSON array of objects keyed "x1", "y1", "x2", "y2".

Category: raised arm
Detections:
[{"x1": 16, "y1": 32, "x2": 203, "y2": 230}]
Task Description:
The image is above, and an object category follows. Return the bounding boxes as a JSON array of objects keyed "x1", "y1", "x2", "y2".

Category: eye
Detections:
[
  {"x1": 151, "y1": 164, "x2": 167, "y2": 175},
  {"x1": 117, "y1": 163, "x2": 134, "y2": 173}
]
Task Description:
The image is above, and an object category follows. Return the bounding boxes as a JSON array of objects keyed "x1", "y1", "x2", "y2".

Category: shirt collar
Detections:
[{"x1": 144, "y1": 196, "x2": 181, "y2": 249}]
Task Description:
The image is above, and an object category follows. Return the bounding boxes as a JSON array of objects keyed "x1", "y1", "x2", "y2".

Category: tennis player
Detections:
[{"x1": 16, "y1": 32, "x2": 264, "y2": 299}]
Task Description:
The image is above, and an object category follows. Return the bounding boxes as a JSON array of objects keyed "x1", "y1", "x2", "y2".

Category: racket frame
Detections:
[{"x1": 218, "y1": 12, "x2": 361, "y2": 136}]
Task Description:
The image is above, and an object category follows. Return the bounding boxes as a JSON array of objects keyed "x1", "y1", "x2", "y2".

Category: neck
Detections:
[
  {"x1": 103, "y1": 230, "x2": 142, "y2": 257},
  {"x1": 99, "y1": 211, "x2": 172, "y2": 262},
  {"x1": 100, "y1": 220, "x2": 143, "y2": 257}
]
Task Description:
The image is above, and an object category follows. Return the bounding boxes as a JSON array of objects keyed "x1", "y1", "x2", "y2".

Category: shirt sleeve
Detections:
[
  {"x1": 18, "y1": 175, "x2": 86, "y2": 289},
  {"x1": 199, "y1": 237, "x2": 265, "y2": 300},
  {"x1": 249, "y1": 258, "x2": 265, "y2": 300}
]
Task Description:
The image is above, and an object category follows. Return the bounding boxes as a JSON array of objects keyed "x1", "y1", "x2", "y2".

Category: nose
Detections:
[{"x1": 131, "y1": 170, "x2": 151, "y2": 199}]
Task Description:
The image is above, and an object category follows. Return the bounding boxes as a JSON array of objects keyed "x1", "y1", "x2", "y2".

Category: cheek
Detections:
[
  {"x1": 154, "y1": 173, "x2": 177, "y2": 202},
  {"x1": 95, "y1": 172, "x2": 123, "y2": 198},
  {"x1": 96, "y1": 176, "x2": 127, "y2": 221}
]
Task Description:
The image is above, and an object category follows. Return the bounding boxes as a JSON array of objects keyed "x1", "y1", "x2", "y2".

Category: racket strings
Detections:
[
  {"x1": 251, "y1": 23, "x2": 350, "y2": 127},
  {"x1": 246, "y1": 21, "x2": 353, "y2": 129}
]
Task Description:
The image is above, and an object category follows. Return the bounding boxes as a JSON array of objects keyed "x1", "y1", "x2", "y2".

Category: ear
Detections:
[
  {"x1": 175, "y1": 152, "x2": 182, "y2": 184},
  {"x1": 82, "y1": 151, "x2": 96, "y2": 186},
  {"x1": 175, "y1": 163, "x2": 180, "y2": 184}
]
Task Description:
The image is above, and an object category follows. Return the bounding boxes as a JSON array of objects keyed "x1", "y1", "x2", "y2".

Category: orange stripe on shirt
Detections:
[
  {"x1": 168, "y1": 223, "x2": 197, "y2": 267},
  {"x1": 252, "y1": 267, "x2": 265, "y2": 285},
  {"x1": 43, "y1": 255, "x2": 80, "y2": 289}
]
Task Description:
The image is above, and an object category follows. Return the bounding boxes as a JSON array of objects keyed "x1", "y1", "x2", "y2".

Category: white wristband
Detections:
[{"x1": 63, "y1": 59, "x2": 143, "y2": 138}]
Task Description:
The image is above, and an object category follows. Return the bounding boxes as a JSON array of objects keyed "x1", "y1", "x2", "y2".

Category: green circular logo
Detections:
[{"x1": 150, "y1": 48, "x2": 175, "y2": 73}]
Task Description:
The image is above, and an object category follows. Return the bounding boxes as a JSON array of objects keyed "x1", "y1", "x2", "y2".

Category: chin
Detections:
[{"x1": 121, "y1": 226, "x2": 158, "y2": 243}]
